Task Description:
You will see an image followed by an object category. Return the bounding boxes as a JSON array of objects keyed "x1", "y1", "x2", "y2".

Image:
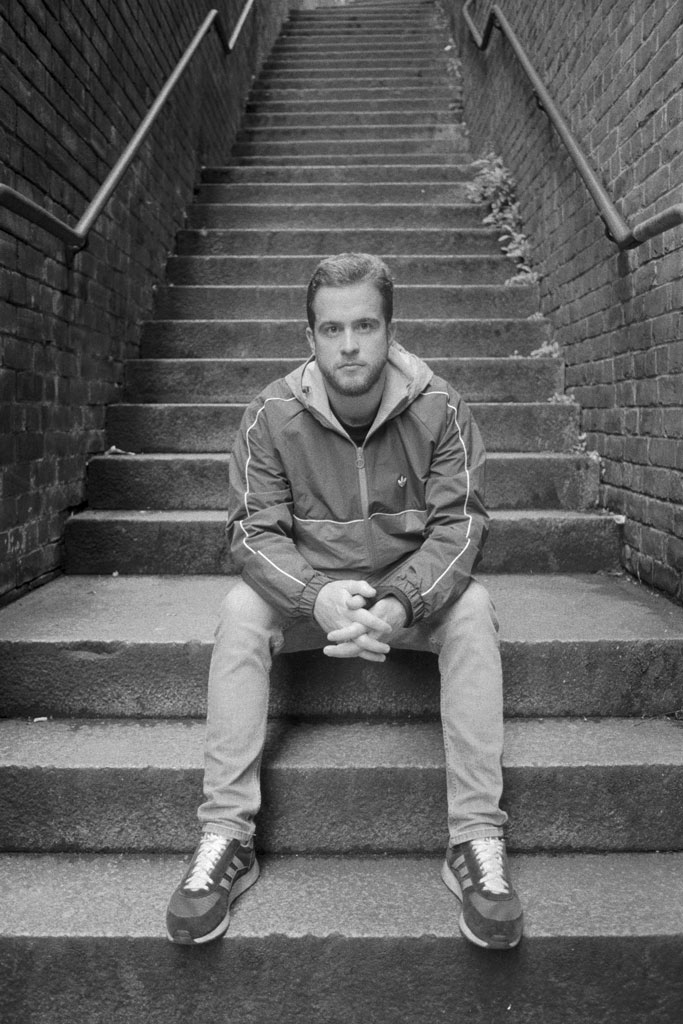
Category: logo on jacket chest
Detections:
[{"x1": 397, "y1": 475, "x2": 407, "y2": 488}]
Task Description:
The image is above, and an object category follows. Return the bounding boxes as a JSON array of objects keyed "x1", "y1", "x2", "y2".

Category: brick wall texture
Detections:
[
  {"x1": 448, "y1": 0, "x2": 682, "y2": 601},
  {"x1": 0, "y1": 0, "x2": 290, "y2": 603}
]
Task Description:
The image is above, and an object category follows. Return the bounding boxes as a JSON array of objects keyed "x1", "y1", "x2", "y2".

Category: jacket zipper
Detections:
[{"x1": 355, "y1": 446, "x2": 376, "y2": 566}]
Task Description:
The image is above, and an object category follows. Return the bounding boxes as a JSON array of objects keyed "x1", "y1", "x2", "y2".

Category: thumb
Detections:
[{"x1": 346, "y1": 580, "x2": 377, "y2": 599}]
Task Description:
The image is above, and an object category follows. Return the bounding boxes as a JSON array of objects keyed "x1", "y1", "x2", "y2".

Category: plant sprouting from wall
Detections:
[{"x1": 467, "y1": 152, "x2": 538, "y2": 284}]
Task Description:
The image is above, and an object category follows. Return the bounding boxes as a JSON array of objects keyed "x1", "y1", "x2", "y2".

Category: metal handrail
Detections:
[
  {"x1": 463, "y1": 1, "x2": 683, "y2": 249},
  {"x1": 0, "y1": 2, "x2": 255, "y2": 254}
]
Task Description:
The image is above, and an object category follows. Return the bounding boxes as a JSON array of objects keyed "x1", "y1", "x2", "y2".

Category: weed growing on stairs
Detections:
[
  {"x1": 530, "y1": 338, "x2": 560, "y2": 358},
  {"x1": 467, "y1": 152, "x2": 538, "y2": 284}
]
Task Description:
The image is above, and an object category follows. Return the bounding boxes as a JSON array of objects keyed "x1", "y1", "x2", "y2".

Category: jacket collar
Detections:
[{"x1": 285, "y1": 342, "x2": 433, "y2": 439}]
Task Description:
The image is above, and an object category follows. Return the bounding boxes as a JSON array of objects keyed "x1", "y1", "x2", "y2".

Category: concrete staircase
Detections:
[{"x1": 1, "y1": 1, "x2": 682, "y2": 1020}]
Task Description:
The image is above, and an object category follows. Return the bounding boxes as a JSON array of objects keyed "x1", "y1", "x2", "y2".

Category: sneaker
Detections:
[
  {"x1": 441, "y1": 837, "x2": 523, "y2": 949},
  {"x1": 166, "y1": 832, "x2": 259, "y2": 945}
]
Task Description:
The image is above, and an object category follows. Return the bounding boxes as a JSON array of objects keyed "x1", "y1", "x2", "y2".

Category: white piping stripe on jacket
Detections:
[
  {"x1": 293, "y1": 508, "x2": 426, "y2": 526},
  {"x1": 419, "y1": 393, "x2": 473, "y2": 598},
  {"x1": 239, "y1": 395, "x2": 307, "y2": 588}
]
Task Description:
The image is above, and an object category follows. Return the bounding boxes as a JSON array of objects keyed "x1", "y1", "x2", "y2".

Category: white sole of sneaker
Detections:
[
  {"x1": 168, "y1": 858, "x2": 260, "y2": 945},
  {"x1": 440, "y1": 858, "x2": 521, "y2": 950}
]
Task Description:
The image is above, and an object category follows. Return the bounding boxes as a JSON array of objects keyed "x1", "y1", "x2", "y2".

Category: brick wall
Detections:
[
  {"x1": 445, "y1": 0, "x2": 682, "y2": 602},
  {"x1": 0, "y1": 0, "x2": 291, "y2": 604}
]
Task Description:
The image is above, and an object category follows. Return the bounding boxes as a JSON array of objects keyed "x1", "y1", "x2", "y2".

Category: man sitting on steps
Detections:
[{"x1": 166, "y1": 251, "x2": 524, "y2": 950}]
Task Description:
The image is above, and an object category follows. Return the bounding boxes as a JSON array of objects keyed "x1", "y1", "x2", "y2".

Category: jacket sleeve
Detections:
[
  {"x1": 379, "y1": 388, "x2": 489, "y2": 622},
  {"x1": 227, "y1": 396, "x2": 334, "y2": 620}
]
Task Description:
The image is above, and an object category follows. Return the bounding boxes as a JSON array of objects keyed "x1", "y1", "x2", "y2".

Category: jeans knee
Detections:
[
  {"x1": 441, "y1": 581, "x2": 499, "y2": 637},
  {"x1": 216, "y1": 580, "x2": 279, "y2": 636}
]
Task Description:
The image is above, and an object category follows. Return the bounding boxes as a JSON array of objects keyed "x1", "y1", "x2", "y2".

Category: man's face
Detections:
[{"x1": 306, "y1": 281, "x2": 396, "y2": 399}]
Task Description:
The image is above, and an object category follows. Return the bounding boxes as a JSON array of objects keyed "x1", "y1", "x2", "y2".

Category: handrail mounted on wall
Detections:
[
  {"x1": 0, "y1": 1, "x2": 256, "y2": 256},
  {"x1": 462, "y1": 1, "x2": 683, "y2": 250}
]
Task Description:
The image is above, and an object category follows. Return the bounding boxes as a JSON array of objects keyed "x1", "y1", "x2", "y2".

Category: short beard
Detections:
[{"x1": 319, "y1": 358, "x2": 387, "y2": 398}]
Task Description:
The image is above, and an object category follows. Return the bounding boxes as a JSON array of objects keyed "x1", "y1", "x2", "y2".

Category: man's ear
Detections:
[
  {"x1": 388, "y1": 321, "x2": 397, "y2": 345},
  {"x1": 305, "y1": 326, "x2": 315, "y2": 353}
]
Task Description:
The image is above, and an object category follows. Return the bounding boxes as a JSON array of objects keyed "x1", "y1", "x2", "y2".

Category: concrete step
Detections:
[
  {"x1": 1, "y1": 716, "x2": 681, "y2": 852},
  {"x1": 63, "y1": 509, "x2": 620, "y2": 575},
  {"x1": 175, "y1": 226, "x2": 501, "y2": 255},
  {"x1": 245, "y1": 94, "x2": 456, "y2": 111},
  {"x1": 240, "y1": 109, "x2": 457, "y2": 127},
  {"x1": 261, "y1": 56, "x2": 448, "y2": 71},
  {"x1": 234, "y1": 123, "x2": 464, "y2": 142},
  {"x1": 254, "y1": 71, "x2": 451, "y2": 89},
  {"x1": 200, "y1": 164, "x2": 475, "y2": 182},
  {"x1": 122, "y1": 356, "x2": 559, "y2": 405},
  {"x1": 2, "y1": 573, "x2": 681, "y2": 720},
  {"x1": 231, "y1": 139, "x2": 469, "y2": 159},
  {"x1": 194, "y1": 181, "x2": 472, "y2": 204},
  {"x1": 166, "y1": 254, "x2": 516, "y2": 287},
  {"x1": 249, "y1": 85, "x2": 456, "y2": 102},
  {"x1": 139, "y1": 318, "x2": 551, "y2": 359},
  {"x1": 106, "y1": 401, "x2": 578, "y2": 454},
  {"x1": 187, "y1": 202, "x2": 484, "y2": 230},
  {"x1": 231, "y1": 151, "x2": 470, "y2": 165},
  {"x1": 289, "y1": 4, "x2": 436, "y2": 15},
  {"x1": 84, "y1": 451, "x2": 599, "y2": 512},
  {"x1": 152, "y1": 283, "x2": 539, "y2": 319},
  {"x1": 5, "y1": 851, "x2": 680, "y2": 1023},
  {"x1": 270, "y1": 42, "x2": 441, "y2": 56}
]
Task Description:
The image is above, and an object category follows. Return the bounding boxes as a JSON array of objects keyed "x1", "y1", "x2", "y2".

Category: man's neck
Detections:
[{"x1": 325, "y1": 375, "x2": 386, "y2": 427}]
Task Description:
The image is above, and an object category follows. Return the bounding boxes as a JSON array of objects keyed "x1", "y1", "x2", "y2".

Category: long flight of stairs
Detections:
[{"x1": 1, "y1": 1, "x2": 682, "y2": 1020}]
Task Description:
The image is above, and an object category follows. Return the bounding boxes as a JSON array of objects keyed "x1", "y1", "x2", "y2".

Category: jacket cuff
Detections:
[
  {"x1": 376, "y1": 577, "x2": 425, "y2": 624},
  {"x1": 298, "y1": 572, "x2": 335, "y2": 619},
  {"x1": 369, "y1": 587, "x2": 415, "y2": 627}
]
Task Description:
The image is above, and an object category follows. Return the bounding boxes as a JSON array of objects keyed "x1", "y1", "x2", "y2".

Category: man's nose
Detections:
[{"x1": 340, "y1": 328, "x2": 359, "y2": 352}]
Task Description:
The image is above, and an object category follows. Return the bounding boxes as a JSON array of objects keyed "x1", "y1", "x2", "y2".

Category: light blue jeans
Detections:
[{"x1": 199, "y1": 577, "x2": 507, "y2": 847}]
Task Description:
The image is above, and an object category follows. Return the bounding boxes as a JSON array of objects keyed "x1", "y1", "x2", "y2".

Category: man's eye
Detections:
[
  {"x1": 324, "y1": 325, "x2": 339, "y2": 335},
  {"x1": 358, "y1": 322, "x2": 372, "y2": 331}
]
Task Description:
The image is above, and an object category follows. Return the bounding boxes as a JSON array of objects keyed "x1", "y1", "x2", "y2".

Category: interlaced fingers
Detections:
[
  {"x1": 471, "y1": 838, "x2": 510, "y2": 894},
  {"x1": 184, "y1": 833, "x2": 228, "y2": 892}
]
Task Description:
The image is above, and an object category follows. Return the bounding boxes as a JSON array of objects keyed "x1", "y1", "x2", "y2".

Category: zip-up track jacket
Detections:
[{"x1": 227, "y1": 343, "x2": 489, "y2": 624}]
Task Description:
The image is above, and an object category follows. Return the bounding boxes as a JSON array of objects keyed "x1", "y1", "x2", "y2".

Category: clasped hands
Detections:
[{"x1": 313, "y1": 579, "x2": 407, "y2": 662}]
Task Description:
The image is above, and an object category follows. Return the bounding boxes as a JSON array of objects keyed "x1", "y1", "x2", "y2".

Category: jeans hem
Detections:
[
  {"x1": 448, "y1": 825, "x2": 506, "y2": 846},
  {"x1": 201, "y1": 822, "x2": 254, "y2": 844}
]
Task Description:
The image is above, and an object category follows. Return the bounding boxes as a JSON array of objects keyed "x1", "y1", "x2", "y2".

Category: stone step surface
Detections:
[
  {"x1": 245, "y1": 95, "x2": 457, "y2": 111},
  {"x1": 151, "y1": 283, "x2": 539, "y2": 319},
  {"x1": 253, "y1": 72, "x2": 452, "y2": 90},
  {"x1": 187, "y1": 201, "x2": 484, "y2": 229},
  {"x1": 230, "y1": 139, "x2": 468, "y2": 158},
  {"x1": 2, "y1": 574, "x2": 680, "y2": 720},
  {"x1": 84, "y1": 451, "x2": 599, "y2": 512},
  {"x1": 165, "y1": 253, "x2": 515, "y2": 286},
  {"x1": 106, "y1": 400, "x2": 578, "y2": 453},
  {"x1": 175, "y1": 226, "x2": 502, "y2": 254},
  {"x1": 123, "y1": 356, "x2": 558, "y2": 404},
  {"x1": 63, "y1": 509, "x2": 620, "y2": 575},
  {"x1": 194, "y1": 181, "x2": 473, "y2": 202},
  {"x1": 235, "y1": 123, "x2": 463, "y2": 142},
  {"x1": 249, "y1": 86, "x2": 458, "y2": 103},
  {"x1": 241, "y1": 109, "x2": 458, "y2": 127},
  {"x1": 270, "y1": 42, "x2": 442, "y2": 55},
  {"x1": 2, "y1": 717, "x2": 681, "y2": 853},
  {"x1": 231, "y1": 151, "x2": 471, "y2": 165},
  {"x1": 3, "y1": 852, "x2": 680, "y2": 1024},
  {"x1": 261, "y1": 56, "x2": 448, "y2": 70},
  {"x1": 201, "y1": 164, "x2": 476, "y2": 181},
  {"x1": 139, "y1": 319, "x2": 551, "y2": 359}
]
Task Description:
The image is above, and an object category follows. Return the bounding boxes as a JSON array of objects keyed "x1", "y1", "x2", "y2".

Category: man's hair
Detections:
[{"x1": 306, "y1": 252, "x2": 394, "y2": 329}]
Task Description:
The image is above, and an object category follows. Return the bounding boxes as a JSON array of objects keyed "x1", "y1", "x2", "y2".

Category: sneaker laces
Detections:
[
  {"x1": 470, "y1": 838, "x2": 510, "y2": 895},
  {"x1": 184, "y1": 833, "x2": 229, "y2": 892}
]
